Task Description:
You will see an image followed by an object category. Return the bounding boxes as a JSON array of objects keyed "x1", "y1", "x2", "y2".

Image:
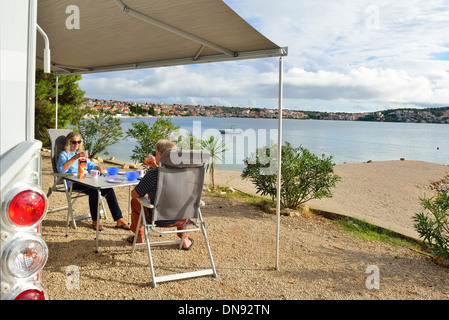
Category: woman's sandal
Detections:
[
  {"x1": 114, "y1": 223, "x2": 131, "y2": 230},
  {"x1": 91, "y1": 223, "x2": 104, "y2": 231}
]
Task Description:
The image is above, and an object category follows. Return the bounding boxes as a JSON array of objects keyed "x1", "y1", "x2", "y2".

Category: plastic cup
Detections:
[{"x1": 89, "y1": 169, "x2": 100, "y2": 177}]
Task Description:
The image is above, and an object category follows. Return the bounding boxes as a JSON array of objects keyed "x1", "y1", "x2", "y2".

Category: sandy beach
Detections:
[
  {"x1": 40, "y1": 152, "x2": 449, "y2": 300},
  {"x1": 211, "y1": 160, "x2": 449, "y2": 239}
]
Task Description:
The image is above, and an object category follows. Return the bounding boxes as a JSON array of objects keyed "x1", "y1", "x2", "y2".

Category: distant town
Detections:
[{"x1": 82, "y1": 98, "x2": 449, "y2": 124}]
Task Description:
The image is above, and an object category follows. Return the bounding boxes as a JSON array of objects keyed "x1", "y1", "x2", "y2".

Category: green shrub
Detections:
[
  {"x1": 242, "y1": 142, "x2": 341, "y2": 209},
  {"x1": 413, "y1": 192, "x2": 449, "y2": 261}
]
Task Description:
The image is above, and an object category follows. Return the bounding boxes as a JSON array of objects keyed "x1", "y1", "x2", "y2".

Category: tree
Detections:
[
  {"x1": 242, "y1": 142, "x2": 341, "y2": 209},
  {"x1": 126, "y1": 118, "x2": 179, "y2": 167},
  {"x1": 77, "y1": 112, "x2": 124, "y2": 158},
  {"x1": 201, "y1": 135, "x2": 227, "y2": 189},
  {"x1": 35, "y1": 68, "x2": 85, "y2": 146}
]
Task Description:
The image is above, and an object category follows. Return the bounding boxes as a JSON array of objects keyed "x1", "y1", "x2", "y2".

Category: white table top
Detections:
[{"x1": 64, "y1": 174, "x2": 140, "y2": 189}]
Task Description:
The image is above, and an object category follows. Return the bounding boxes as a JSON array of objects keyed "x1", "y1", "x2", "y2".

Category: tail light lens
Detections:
[
  {"x1": 14, "y1": 288, "x2": 46, "y2": 300},
  {"x1": 5, "y1": 187, "x2": 48, "y2": 228},
  {"x1": 2, "y1": 235, "x2": 48, "y2": 278},
  {"x1": 3, "y1": 283, "x2": 48, "y2": 300}
]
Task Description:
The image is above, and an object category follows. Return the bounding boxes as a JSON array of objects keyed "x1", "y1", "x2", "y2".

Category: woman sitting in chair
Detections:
[{"x1": 56, "y1": 131, "x2": 130, "y2": 231}]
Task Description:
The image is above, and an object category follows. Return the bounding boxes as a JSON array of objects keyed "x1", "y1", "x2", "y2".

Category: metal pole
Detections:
[
  {"x1": 112, "y1": 0, "x2": 235, "y2": 57},
  {"x1": 55, "y1": 76, "x2": 58, "y2": 129},
  {"x1": 275, "y1": 56, "x2": 283, "y2": 270}
]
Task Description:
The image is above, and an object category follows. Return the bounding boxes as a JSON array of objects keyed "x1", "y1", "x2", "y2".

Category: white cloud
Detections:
[
  {"x1": 284, "y1": 66, "x2": 449, "y2": 105},
  {"x1": 80, "y1": 0, "x2": 449, "y2": 112}
]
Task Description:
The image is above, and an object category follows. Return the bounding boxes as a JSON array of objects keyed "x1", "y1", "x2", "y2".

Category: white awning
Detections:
[{"x1": 36, "y1": 0, "x2": 287, "y2": 75}]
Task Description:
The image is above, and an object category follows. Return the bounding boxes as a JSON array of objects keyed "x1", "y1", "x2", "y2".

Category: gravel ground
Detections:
[{"x1": 40, "y1": 152, "x2": 449, "y2": 300}]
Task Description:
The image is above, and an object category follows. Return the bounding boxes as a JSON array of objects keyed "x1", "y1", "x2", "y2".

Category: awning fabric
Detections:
[{"x1": 36, "y1": 0, "x2": 287, "y2": 75}]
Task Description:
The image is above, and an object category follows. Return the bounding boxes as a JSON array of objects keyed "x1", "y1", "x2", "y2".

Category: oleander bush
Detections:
[
  {"x1": 413, "y1": 191, "x2": 449, "y2": 262},
  {"x1": 242, "y1": 142, "x2": 341, "y2": 209}
]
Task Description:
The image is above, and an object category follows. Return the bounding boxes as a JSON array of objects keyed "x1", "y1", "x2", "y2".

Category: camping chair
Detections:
[
  {"x1": 46, "y1": 129, "x2": 107, "y2": 235},
  {"x1": 131, "y1": 149, "x2": 217, "y2": 287}
]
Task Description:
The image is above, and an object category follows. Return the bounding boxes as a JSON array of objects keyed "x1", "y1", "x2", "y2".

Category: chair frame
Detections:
[
  {"x1": 132, "y1": 197, "x2": 217, "y2": 287},
  {"x1": 46, "y1": 128, "x2": 73, "y2": 214},
  {"x1": 131, "y1": 150, "x2": 217, "y2": 287}
]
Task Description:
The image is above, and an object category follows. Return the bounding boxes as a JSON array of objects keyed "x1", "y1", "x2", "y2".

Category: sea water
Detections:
[{"x1": 102, "y1": 117, "x2": 449, "y2": 171}]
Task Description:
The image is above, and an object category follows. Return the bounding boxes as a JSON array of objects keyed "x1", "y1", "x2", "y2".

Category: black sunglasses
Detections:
[{"x1": 71, "y1": 140, "x2": 82, "y2": 145}]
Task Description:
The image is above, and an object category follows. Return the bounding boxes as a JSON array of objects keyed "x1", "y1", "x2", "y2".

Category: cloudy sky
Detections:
[{"x1": 79, "y1": 0, "x2": 449, "y2": 113}]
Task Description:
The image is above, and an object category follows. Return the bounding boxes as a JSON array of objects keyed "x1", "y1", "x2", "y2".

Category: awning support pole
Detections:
[
  {"x1": 112, "y1": 0, "x2": 236, "y2": 57},
  {"x1": 275, "y1": 56, "x2": 283, "y2": 270},
  {"x1": 55, "y1": 76, "x2": 58, "y2": 129}
]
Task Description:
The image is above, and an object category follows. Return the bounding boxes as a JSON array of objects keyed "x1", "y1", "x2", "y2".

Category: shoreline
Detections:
[
  {"x1": 92, "y1": 152, "x2": 449, "y2": 239},
  {"x1": 98, "y1": 154, "x2": 449, "y2": 173}
]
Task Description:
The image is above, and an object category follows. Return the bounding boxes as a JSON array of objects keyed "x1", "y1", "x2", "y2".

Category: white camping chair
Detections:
[
  {"x1": 46, "y1": 129, "x2": 106, "y2": 235},
  {"x1": 131, "y1": 149, "x2": 217, "y2": 287}
]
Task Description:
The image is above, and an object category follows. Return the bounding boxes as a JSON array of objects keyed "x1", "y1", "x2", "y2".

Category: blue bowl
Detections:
[
  {"x1": 125, "y1": 171, "x2": 139, "y2": 181},
  {"x1": 106, "y1": 167, "x2": 120, "y2": 175}
]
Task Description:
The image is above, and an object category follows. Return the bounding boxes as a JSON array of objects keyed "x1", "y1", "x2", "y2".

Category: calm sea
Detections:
[{"x1": 102, "y1": 117, "x2": 449, "y2": 171}]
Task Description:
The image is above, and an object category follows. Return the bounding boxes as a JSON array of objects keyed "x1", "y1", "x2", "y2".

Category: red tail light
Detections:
[
  {"x1": 3, "y1": 282, "x2": 48, "y2": 300},
  {"x1": 6, "y1": 188, "x2": 47, "y2": 227},
  {"x1": 14, "y1": 289, "x2": 46, "y2": 300}
]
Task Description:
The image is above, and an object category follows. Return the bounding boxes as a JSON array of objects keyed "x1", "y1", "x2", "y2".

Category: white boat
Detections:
[
  {"x1": 219, "y1": 128, "x2": 243, "y2": 134},
  {"x1": 219, "y1": 125, "x2": 242, "y2": 134}
]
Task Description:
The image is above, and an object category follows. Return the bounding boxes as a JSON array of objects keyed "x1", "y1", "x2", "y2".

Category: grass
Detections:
[
  {"x1": 332, "y1": 216, "x2": 437, "y2": 260},
  {"x1": 205, "y1": 185, "x2": 273, "y2": 208},
  {"x1": 334, "y1": 216, "x2": 418, "y2": 247},
  {"x1": 206, "y1": 185, "x2": 433, "y2": 259}
]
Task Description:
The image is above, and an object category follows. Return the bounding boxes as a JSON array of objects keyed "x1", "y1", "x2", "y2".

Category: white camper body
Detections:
[{"x1": 1, "y1": 0, "x2": 49, "y2": 300}]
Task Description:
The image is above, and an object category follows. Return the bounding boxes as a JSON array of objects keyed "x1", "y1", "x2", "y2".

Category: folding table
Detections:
[{"x1": 64, "y1": 174, "x2": 139, "y2": 253}]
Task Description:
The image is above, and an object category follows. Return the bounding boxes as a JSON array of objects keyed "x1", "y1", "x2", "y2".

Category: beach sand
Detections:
[
  {"x1": 39, "y1": 152, "x2": 449, "y2": 300},
  {"x1": 210, "y1": 160, "x2": 449, "y2": 239}
]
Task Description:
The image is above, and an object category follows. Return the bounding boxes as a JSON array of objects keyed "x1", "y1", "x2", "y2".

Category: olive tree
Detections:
[
  {"x1": 126, "y1": 118, "x2": 179, "y2": 167},
  {"x1": 77, "y1": 112, "x2": 124, "y2": 158}
]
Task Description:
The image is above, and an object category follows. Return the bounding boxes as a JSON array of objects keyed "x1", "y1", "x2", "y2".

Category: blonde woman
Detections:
[{"x1": 57, "y1": 132, "x2": 130, "y2": 231}]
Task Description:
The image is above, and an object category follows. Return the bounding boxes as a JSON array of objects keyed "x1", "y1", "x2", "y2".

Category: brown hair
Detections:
[{"x1": 64, "y1": 132, "x2": 84, "y2": 153}]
